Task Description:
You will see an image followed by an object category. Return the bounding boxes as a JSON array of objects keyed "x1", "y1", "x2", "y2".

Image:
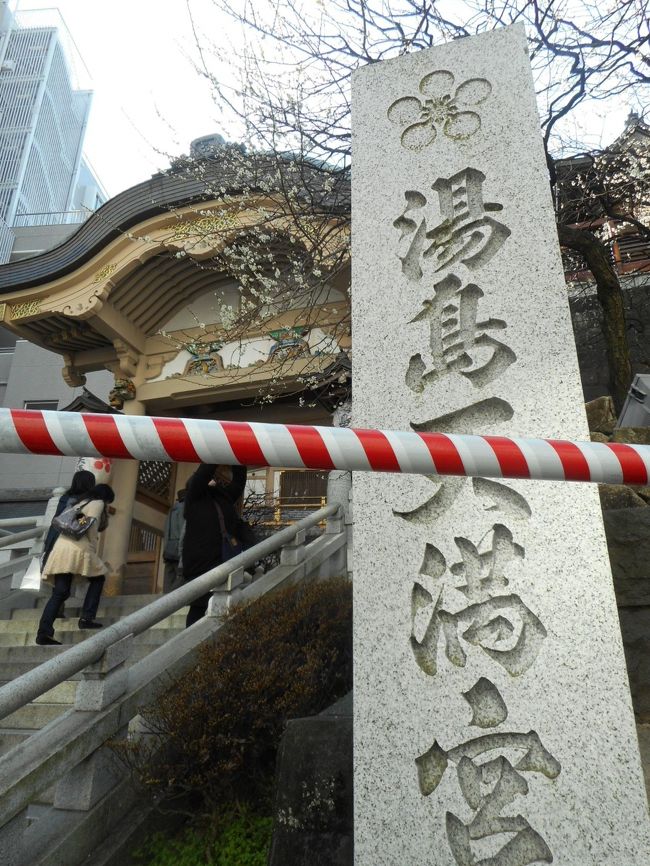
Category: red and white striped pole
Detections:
[{"x1": 0, "y1": 407, "x2": 647, "y2": 486}]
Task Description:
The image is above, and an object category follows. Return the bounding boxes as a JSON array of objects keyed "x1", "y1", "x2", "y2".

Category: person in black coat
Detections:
[{"x1": 182, "y1": 463, "x2": 247, "y2": 628}]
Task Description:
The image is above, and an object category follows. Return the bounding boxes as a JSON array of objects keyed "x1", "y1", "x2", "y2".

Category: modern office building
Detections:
[
  {"x1": 0, "y1": 1, "x2": 105, "y2": 261},
  {"x1": 0, "y1": 1, "x2": 110, "y2": 514}
]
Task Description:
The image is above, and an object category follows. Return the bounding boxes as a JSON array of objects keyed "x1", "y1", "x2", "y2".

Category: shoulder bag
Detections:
[
  {"x1": 213, "y1": 501, "x2": 243, "y2": 562},
  {"x1": 52, "y1": 498, "x2": 96, "y2": 540}
]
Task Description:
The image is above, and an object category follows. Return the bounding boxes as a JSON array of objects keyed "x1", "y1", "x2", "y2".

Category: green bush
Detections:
[
  {"x1": 212, "y1": 810, "x2": 273, "y2": 866},
  {"x1": 135, "y1": 829, "x2": 206, "y2": 866},
  {"x1": 135, "y1": 807, "x2": 273, "y2": 866},
  {"x1": 127, "y1": 575, "x2": 352, "y2": 812}
]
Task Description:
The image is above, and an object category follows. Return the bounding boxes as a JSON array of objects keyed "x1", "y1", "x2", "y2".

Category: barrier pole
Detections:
[{"x1": 0, "y1": 407, "x2": 648, "y2": 486}]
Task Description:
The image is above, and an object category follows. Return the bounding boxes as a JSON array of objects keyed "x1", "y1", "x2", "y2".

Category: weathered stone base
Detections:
[{"x1": 268, "y1": 692, "x2": 353, "y2": 866}]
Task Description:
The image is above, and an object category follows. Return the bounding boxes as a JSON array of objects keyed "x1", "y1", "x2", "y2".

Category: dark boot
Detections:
[
  {"x1": 78, "y1": 618, "x2": 103, "y2": 629},
  {"x1": 36, "y1": 634, "x2": 62, "y2": 645}
]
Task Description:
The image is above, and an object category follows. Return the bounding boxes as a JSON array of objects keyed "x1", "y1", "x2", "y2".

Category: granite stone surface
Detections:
[{"x1": 351, "y1": 23, "x2": 650, "y2": 866}]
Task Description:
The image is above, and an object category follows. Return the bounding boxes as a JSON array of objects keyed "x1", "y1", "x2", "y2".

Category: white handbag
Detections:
[{"x1": 19, "y1": 557, "x2": 42, "y2": 592}]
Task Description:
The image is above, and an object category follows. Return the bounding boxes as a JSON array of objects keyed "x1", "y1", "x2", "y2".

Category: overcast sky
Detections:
[{"x1": 13, "y1": 0, "x2": 634, "y2": 200}]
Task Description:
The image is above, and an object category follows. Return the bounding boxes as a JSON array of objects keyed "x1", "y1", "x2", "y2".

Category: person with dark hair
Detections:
[
  {"x1": 40, "y1": 469, "x2": 96, "y2": 622},
  {"x1": 162, "y1": 488, "x2": 186, "y2": 593},
  {"x1": 182, "y1": 464, "x2": 247, "y2": 628},
  {"x1": 36, "y1": 484, "x2": 115, "y2": 646},
  {"x1": 41, "y1": 469, "x2": 96, "y2": 568}
]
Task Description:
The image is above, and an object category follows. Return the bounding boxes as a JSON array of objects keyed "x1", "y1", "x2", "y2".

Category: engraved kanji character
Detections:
[
  {"x1": 450, "y1": 523, "x2": 524, "y2": 603},
  {"x1": 428, "y1": 168, "x2": 511, "y2": 272},
  {"x1": 405, "y1": 274, "x2": 515, "y2": 391},
  {"x1": 415, "y1": 731, "x2": 560, "y2": 866},
  {"x1": 393, "y1": 169, "x2": 510, "y2": 281},
  {"x1": 411, "y1": 584, "x2": 546, "y2": 678},
  {"x1": 410, "y1": 526, "x2": 546, "y2": 677}
]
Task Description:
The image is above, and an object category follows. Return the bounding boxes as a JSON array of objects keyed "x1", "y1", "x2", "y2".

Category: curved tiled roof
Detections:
[
  {"x1": 0, "y1": 154, "x2": 350, "y2": 293},
  {"x1": 0, "y1": 170, "x2": 213, "y2": 293}
]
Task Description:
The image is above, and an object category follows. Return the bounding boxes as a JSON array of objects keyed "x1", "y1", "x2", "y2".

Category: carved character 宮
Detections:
[{"x1": 416, "y1": 731, "x2": 560, "y2": 866}]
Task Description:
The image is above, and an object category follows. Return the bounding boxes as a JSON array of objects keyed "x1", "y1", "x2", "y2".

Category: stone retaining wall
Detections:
[
  {"x1": 587, "y1": 396, "x2": 650, "y2": 719},
  {"x1": 571, "y1": 279, "x2": 650, "y2": 403}
]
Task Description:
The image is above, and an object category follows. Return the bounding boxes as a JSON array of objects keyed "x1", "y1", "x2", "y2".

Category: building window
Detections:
[{"x1": 23, "y1": 400, "x2": 58, "y2": 411}]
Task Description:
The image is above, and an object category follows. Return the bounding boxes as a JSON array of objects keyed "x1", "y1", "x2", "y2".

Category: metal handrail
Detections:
[
  {"x1": 0, "y1": 503, "x2": 339, "y2": 722},
  {"x1": 0, "y1": 517, "x2": 41, "y2": 528},
  {"x1": 0, "y1": 526, "x2": 43, "y2": 550}
]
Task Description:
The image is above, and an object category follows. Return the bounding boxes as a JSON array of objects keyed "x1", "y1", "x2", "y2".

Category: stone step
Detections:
[
  {"x1": 0, "y1": 616, "x2": 125, "y2": 632},
  {"x1": 4, "y1": 591, "x2": 160, "y2": 613},
  {"x1": 0, "y1": 643, "x2": 66, "y2": 663},
  {"x1": 0, "y1": 700, "x2": 68, "y2": 729},
  {"x1": 9, "y1": 595, "x2": 162, "y2": 619},
  {"x1": 67, "y1": 627, "x2": 182, "y2": 647},
  {"x1": 0, "y1": 632, "x2": 31, "y2": 647},
  {"x1": 0, "y1": 679, "x2": 77, "y2": 703},
  {"x1": 0, "y1": 641, "x2": 170, "y2": 680},
  {"x1": 0, "y1": 627, "x2": 183, "y2": 663},
  {"x1": 2, "y1": 617, "x2": 188, "y2": 638},
  {"x1": 0, "y1": 611, "x2": 187, "y2": 632},
  {"x1": 0, "y1": 623, "x2": 184, "y2": 648},
  {"x1": 7, "y1": 601, "x2": 186, "y2": 629},
  {"x1": 0, "y1": 660, "x2": 73, "y2": 680},
  {"x1": 0, "y1": 726, "x2": 31, "y2": 756}
]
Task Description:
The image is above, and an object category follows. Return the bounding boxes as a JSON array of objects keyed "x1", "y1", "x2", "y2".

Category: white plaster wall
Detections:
[
  {"x1": 152, "y1": 281, "x2": 345, "y2": 382},
  {"x1": 306, "y1": 327, "x2": 339, "y2": 355},
  {"x1": 151, "y1": 329, "x2": 340, "y2": 383},
  {"x1": 0, "y1": 341, "x2": 112, "y2": 492},
  {"x1": 153, "y1": 350, "x2": 193, "y2": 381},
  {"x1": 219, "y1": 337, "x2": 275, "y2": 368},
  {"x1": 162, "y1": 282, "x2": 241, "y2": 331}
]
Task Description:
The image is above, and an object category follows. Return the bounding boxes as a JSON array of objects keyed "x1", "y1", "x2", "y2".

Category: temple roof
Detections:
[
  {"x1": 0, "y1": 152, "x2": 350, "y2": 294},
  {"x1": 60, "y1": 388, "x2": 121, "y2": 414}
]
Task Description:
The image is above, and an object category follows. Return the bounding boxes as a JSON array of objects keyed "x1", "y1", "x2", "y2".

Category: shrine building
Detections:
[{"x1": 0, "y1": 142, "x2": 351, "y2": 594}]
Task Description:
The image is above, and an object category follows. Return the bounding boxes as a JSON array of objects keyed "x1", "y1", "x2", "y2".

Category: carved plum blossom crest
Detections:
[{"x1": 388, "y1": 70, "x2": 492, "y2": 150}]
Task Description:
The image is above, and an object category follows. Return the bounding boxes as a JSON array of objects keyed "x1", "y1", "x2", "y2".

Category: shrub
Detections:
[
  {"x1": 126, "y1": 575, "x2": 352, "y2": 812},
  {"x1": 135, "y1": 806, "x2": 272, "y2": 866},
  {"x1": 212, "y1": 809, "x2": 273, "y2": 866}
]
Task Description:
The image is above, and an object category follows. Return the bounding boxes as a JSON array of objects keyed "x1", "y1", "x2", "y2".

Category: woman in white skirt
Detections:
[{"x1": 36, "y1": 484, "x2": 115, "y2": 646}]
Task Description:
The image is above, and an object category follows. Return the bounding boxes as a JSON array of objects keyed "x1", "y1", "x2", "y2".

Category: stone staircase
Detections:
[{"x1": 0, "y1": 591, "x2": 186, "y2": 810}]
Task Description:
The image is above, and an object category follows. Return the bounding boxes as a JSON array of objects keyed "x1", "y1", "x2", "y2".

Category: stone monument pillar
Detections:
[{"x1": 351, "y1": 23, "x2": 650, "y2": 865}]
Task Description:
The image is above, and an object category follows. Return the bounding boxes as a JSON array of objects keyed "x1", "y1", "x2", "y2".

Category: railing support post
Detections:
[
  {"x1": 327, "y1": 470, "x2": 353, "y2": 578},
  {"x1": 325, "y1": 507, "x2": 344, "y2": 536},
  {"x1": 74, "y1": 633, "x2": 133, "y2": 711},
  {"x1": 207, "y1": 567, "x2": 245, "y2": 616},
  {"x1": 280, "y1": 529, "x2": 306, "y2": 566},
  {"x1": 53, "y1": 637, "x2": 135, "y2": 812}
]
